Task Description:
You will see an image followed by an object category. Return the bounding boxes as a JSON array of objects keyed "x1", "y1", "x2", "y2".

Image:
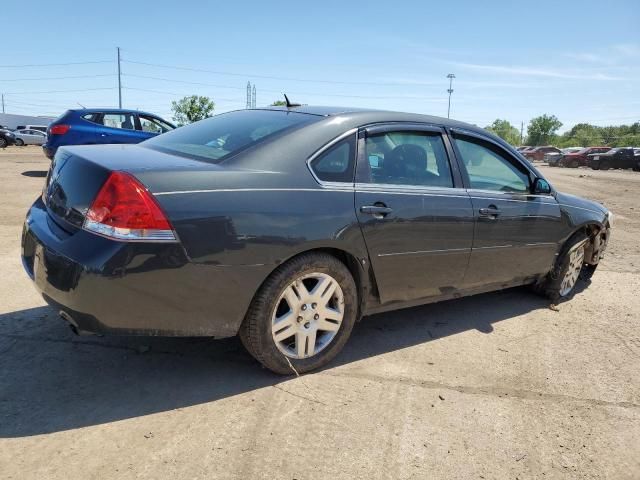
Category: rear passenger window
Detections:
[
  {"x1": 82, "y1": 113, "x2": 101, "y2": 124},
  {"x1": 362, "y1": 131, "x2": 454, "y2": 188},
  {"x1": 310, "y1": 136, "x2": 355, "y2": 183}
]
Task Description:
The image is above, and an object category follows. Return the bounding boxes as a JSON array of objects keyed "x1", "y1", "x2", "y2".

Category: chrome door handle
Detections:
[
  {"x1": 479, "y1": 206, "x2": 500, "y2": 218},
  {"x1": 360, "y1": 205, "x2": 393, "y2": 218}
]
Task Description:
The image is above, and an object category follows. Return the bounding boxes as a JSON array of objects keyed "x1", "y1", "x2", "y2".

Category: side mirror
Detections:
[{"x1": 533, "y1": 178, "x2": 552, "y2": 195}]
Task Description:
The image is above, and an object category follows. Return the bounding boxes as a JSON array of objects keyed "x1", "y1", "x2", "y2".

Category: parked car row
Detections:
[
  {"x1": 0, "y1": 123, "x2": 49, "y2": 148},
  {"x1": 549, "y1": 147, "x2": 611, "y2": 168},
  {"x1": 517, "y1": 145, "x2": 640, "y2": 171},
  {"x1": 586, "y1": 147, "x2": 640, "y2": 171}
]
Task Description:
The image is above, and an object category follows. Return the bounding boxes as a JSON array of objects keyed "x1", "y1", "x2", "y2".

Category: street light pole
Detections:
[
  {"x1": 446, "y1": 73, "x2": 455, "y2": 119},
  {"x1": 117, "y1": 47, "x2": 122, "y2": 109}
]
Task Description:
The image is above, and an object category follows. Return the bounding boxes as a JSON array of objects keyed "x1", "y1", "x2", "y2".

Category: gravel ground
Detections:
[{"x1": 1, "y1": 146, "x2": 638, "y2": 479}]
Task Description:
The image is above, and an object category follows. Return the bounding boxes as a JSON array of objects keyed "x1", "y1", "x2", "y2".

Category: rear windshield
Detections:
[{"x1": 142, "y1": 109, "x2": 319, "y2": 163}]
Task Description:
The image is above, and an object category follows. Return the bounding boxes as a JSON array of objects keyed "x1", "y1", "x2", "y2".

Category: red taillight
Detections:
[
  {"x1": 49, "y1": 124, "x2": 70, "y2": 135},
  {"x1": 83, "y1": 171, "x2": 176, "y2": 242}
]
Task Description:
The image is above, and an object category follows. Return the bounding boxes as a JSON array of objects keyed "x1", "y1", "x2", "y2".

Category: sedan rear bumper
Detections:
[{"x1": 21, "y1": 198, "x2": 268, "y2": 338}]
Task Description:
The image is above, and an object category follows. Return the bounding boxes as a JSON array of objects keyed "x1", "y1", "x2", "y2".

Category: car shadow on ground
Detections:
[
  {"x1": 21, "y1": 170, "x2": 48, "y2": 178},
  {"x1": 0, "y1": 287, "x2": 552, "y2": 438}
]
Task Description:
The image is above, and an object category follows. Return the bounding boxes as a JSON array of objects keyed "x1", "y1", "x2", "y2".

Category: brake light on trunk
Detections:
[
  {"x1": 83, "y1": 171, "x2": 176, "y2": 242},
  {"x1": 49, "y1": 124, "x2": 70, "y2": 135}
]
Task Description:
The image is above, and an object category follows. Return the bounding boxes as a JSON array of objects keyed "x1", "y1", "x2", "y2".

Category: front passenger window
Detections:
[{"x1": 454, "y1": 137, "x2": 530, "y2": 193}]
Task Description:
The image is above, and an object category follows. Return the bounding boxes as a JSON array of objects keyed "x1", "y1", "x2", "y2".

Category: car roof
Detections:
[
  {"x1": 68, "y1": 108, "x2": 160, "y2": 117},
  {"x1": 254, "y1": 105, "x2": 487, "y2": 132}
]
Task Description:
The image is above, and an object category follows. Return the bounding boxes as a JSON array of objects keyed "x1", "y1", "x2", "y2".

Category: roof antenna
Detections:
[
  {"x1": 283, "y1": 94, "x2": 301, "y2": 108},
  {"x1": 77, "y1": 102, "x2": 86, "y2": 108}
]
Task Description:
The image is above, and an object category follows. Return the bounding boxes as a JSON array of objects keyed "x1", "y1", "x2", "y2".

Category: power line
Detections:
[
  {"x1": 0, "y1": 74, "x2": 116, "y2": 82},
  {"x1": 122, "y1": 86, "x2": 241, "y2": 102},
  {"x1": 0, "y1": 60, "x2": 112, "y2": 68},
  {"x1": 3, "y1": 87, "x2": 117, "y2": 95},
  {"x1": 124, "y1": 73, "x2": 245, "y2": 90},
  {"x1": 122, "y1": 59, "x2": 441, "y2": 88},
  {"x1": 121, "y1": 73, "x2": 445, "y2": 101}
]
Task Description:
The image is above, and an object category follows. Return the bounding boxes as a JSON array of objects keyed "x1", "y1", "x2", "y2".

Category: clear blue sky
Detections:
[{"x1": 1, "y1": 0, "x2": 638, "y2": 131}]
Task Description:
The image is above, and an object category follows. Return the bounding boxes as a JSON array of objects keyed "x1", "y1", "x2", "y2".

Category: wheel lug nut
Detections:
[
  {"x1": 297, "y1": 316, "x2": 303, "y2": 323},
  {"x1": 304, "y1": 322, "x2": 310, "y2": 328},
  {"x1": 314, "y1": 314, "x2": 319, "y2": 320},
  {"x1": 312, "y1": 303, "x2": 317, "y2": 309},
  {"x1": 301, "y1": 304, "x2": 307, "y2": 311}
]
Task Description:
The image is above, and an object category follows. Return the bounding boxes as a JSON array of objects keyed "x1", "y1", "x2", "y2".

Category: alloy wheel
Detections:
[
  {"x1": 271, "y1": 272, "x2": 344, "y2": 359},
  {"x1": 559, "y1": 246, "x2": 585, "y2": 296}
]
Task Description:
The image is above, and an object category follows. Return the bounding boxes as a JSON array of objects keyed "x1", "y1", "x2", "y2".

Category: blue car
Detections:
[{"x1": 43, "y1": 108, "x2": 175, "y2": 159}]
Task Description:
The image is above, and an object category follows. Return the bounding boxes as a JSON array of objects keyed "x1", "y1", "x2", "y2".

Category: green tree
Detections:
[
  {"x1": 485, "y1": 119, "x2": 521, "y2": 146},
  {"x1": 170, "y1": 95, "x2": 215, "y2": 126},
  {"x1": 271, "y1": 100, "x2": 287, "y2": 106},
  {"x1": 571, "y1": 124, "x2": 603, "y2": 147},
  {"x1": 526, "y1": 114, "x2": 563, "y2": 146}
]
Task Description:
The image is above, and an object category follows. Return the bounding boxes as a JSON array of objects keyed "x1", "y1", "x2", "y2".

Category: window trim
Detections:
[
  {"x1": 355, "y1": 123, "x2": 462, "y2": 190},
  {"x1": 448, "y1": 128, "x2": 554, "y2": 197},
  {"x1": 306, "y1": 128, "x2": 358, "y2": 187}
]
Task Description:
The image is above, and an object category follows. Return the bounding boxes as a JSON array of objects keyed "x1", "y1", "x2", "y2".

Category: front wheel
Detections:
[
  {"x1": 539, "y1": 234, "x2": 589, "y2": 302},
  {"x1": 599, "y1": 160, "x2": 611, "y2": 171},
  {"x1": 239, "y1": 252, "x2": 358, "y2": 375}
]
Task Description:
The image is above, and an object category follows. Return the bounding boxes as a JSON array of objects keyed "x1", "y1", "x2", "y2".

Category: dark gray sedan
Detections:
[{"x1": 21, "y1": 106, "x2": 612, "y2": 374}]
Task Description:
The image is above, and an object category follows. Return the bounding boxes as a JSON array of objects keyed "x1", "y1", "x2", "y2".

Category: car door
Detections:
[
  {"x1": 619, "y1": 149, "x2": 634, "y2": 168},
  {"x1": 97, "y1": 112, "x2": 142, "y2": 144},
  {"x1": 25, "y1": 130, "x2": 41, "y2": 145},
  {"x1": 450, "y1": 130, "x2": 563, "y2": 288},
  {"x1": 354, "y1": 124, "x2": 474, "y2": 304}
]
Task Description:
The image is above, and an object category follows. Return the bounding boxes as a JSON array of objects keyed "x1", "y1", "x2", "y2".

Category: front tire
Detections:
[
  {"x1": 599, "y1": 160, "x2": 611, "y2": 171},
  {"x1": 239, "y1": 252, "x2": 358, "y2": 375},
  {"x1": 540, "y1": 233, "x2": 589, "y2": 302}
]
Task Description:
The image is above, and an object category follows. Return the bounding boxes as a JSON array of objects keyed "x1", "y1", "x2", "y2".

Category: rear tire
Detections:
[
  {"x1": 239, "y1": 252, "x2": 358, "y2": 375},
  {"x1": 599, "y1": 160, "x2": 611, "y2": 171},
  {"x1": 0, "y1": 138, "x2": 7, "y2": 148},
  {"x1": 15, "y1": 139, "x2": 24, "y2": 147},
  {"x1": 538, "y1": 233, "x2": 589, "y2": 303},
  {"x1": 570, "y1": 160, "x2": 579, "y2": 168}
]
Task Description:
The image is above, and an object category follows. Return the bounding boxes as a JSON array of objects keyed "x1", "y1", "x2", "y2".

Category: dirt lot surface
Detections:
[{"x1": 1, "y1": 147, "x2": 638, "y2": 479}]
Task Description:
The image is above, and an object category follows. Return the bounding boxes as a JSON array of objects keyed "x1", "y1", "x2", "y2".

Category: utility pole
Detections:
[
  {"x1": 520, "y1": 121, "x2": 524, "y2": 145},
  {"x1": 252, "y1": 84, "x2": 256, "y2": 108},
  {"x1": 117, "y1": 47, "x2": 122, "y2": 108},
  {"x1": 1, "y1": 94, "x2": 4, "y2": 113},
  {"x1": 446, "y1": 73, "x2": 455, "y2": 119},
  {"x1": 246, "y1": 82, "x2": 251, "y2": 109}
]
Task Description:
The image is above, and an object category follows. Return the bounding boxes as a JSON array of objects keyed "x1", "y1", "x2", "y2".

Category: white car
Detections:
[{"x1": 13, "y1": 129, "x2": 47, "y2": 146}]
